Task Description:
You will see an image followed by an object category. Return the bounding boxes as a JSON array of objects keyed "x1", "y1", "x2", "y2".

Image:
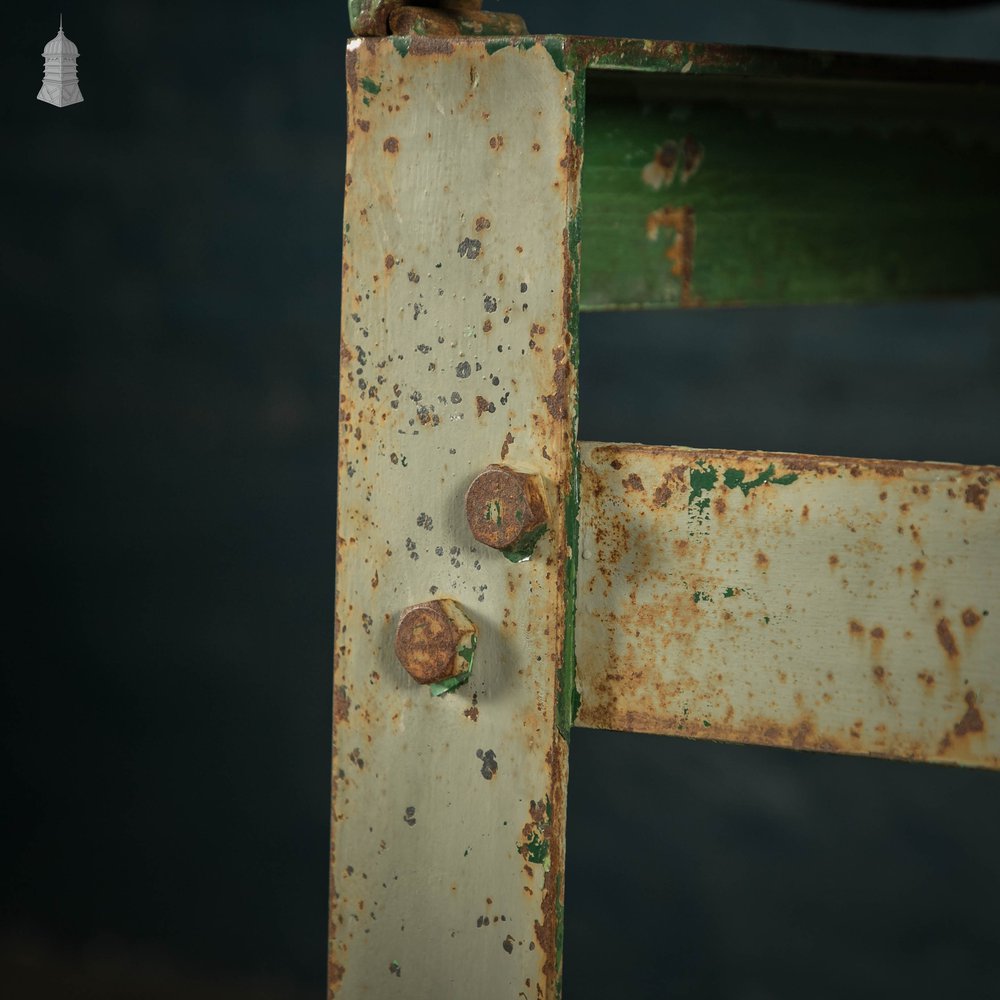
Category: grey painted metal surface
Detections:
[
  {"x1": 332, "y1": 37, "x2": 580, "y2": 998},
  {"x1": 576, "y1": 443, "x2": 999, "y2": 768}
]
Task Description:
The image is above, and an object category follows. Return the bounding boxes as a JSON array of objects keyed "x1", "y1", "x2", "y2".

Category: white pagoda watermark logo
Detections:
[{"x1": 38, "y1": 16, "x2": 84, "y2": 108}]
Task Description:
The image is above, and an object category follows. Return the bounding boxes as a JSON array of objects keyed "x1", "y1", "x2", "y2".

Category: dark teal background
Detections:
[{"x1": 3, "y1": 2, "x2": 999, "y2": 996}]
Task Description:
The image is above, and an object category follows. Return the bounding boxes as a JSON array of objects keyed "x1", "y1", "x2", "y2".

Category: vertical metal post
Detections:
[{"x1": 331, "y1": 37, "x2": 581, "y2": 998}]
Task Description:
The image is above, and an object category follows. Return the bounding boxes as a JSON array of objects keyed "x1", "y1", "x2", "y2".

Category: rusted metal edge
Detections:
[
  {"x1": 575, "y1": 442, "x2": 999, "y2": 769},
  {"x1": 548, "y1": 35, "x2": 1000, "y2": 86}
]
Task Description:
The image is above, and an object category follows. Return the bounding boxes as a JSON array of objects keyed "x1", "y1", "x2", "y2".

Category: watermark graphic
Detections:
[{"x1": 38, "y1": 15, "x2": 84, "y2": 108}]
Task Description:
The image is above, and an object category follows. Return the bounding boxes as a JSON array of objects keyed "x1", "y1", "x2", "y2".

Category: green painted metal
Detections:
[{"x1": 579, "y1": 69, "x2": 1000, "y2": 309}]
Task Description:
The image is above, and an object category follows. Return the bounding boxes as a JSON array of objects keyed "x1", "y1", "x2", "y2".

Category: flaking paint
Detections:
[{"x1": 576, "y1": 443, "x2": 999, "y2": 770}]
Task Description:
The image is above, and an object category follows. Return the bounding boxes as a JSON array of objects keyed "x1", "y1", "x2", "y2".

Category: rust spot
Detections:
[
  {"x1": 755, "y1": 551, "x2": 769, "y2": 568},
  {"x1": 789, "y1": 719, "x2": 814, "y2": 749},
  {"x1": 345, "y1": 172, "x2": 352, "y2": 188},
  {"x1": 475, "y1": 216, "x2": 491, "y2": 232},
  {"x1": 829, "y1": 554, "x2": 839, "y2": 567},
  {"x1": 483, "y1": 319, "x2": 492, "y2": 333},
  {"x1": 911, "y1": 559, "x2": 925, "y2": 574},
  {"x1": 383, "y1": 136, "x2": 399, "y2": 154},
  {"x1": 879, "y1": 491, "x2": 888, "y2": 501},
  {"x1": 403, "y1": 35, "x2": 455, "y2": 56},
  {"x1": 329, "y1": 960, "x2": 346, "y2": 989},
  {"x1": 962, "y1": 608, "x2": 982, "y2": 629},
  {"x1": 936, "y1": 618, "x2": 959, "y2": 660},
  {"x1": 541, "y1": 347, "x2": 570, "y2": 420},
  {"x1": 345, "y1": 48, "x2": 358, "y2": 94},
  {"x1": 873, "y1": 665, "x2": 885, "y2": 681},
  {"x1": 954, "y1": 691, "x2": 985, "y2": 737},
  {"x1": 532, "y1": 142, "x2": 541, "y2": 152},
  {"x1": 917, "y1": 671, "x2": 935, "y2": 687},
  {"x1": 355, "y1": 119, "x2": 370, "y2": 132},
  {"x1": 334, "y1": 684, "x2": 350, "y2": 723},
  {"x1": 475, "y1": 395, "x2": 495, "y2": 417},
  {"x1": 653, "y1": 477, "x2": 673, "y2": 506},
  {"x1": 610, "y1": 459, "x2": 622, "y2": 470},
  {"x1": 500, "y1": 432, "x2": 514, "y2": 461},
  {"x1": 641, "y1": 140, "x2": 678, "y2": 190},
  {"x1": 965, "y1": 482, "x2": 988, "y2": 511},
  {"x1": 680, "y1": 135, "x2": 704, "y2": 182},
  {"x1": 801, "y1": 504, "x2": 809, "y2": 521},
  {"x1": 385, "y1": 253, "x2": 395, "y2": 270},
  {"x1": 489, "y1": 134, "x2": 504, "y2": 150},
  {"x1": 464, "y1": 693, "x2": 479, "y2": 723},
  {"x1": 623, "y1": 473, "x2": 644, "y2": 492},
  {"x1": 871, "y1": 626, "x2": 885, "y2": 640},
  {"x1": 849, "y1": 620, "x2": 864, "y2": 635},
  {"x1": 646, "y1": 205, "x2": 697, "y2": 307}
]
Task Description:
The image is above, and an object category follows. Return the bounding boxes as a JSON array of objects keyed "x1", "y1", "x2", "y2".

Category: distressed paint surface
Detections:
[
  {"x1": 576, "y1": 443, "x2": 999, "y2": 768},
  {"x1": 332, "y1": 38, "x2": 580, "y2": 998}
]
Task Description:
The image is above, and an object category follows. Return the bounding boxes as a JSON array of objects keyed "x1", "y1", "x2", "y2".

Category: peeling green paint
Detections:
[
  {"x1": 723, "y1": 586, "x2": 737, "y2": 598},
  {"x1": 503, "y1": 523, "x2": 548, "y2": 563},
  {"x1": 724, "y1": 464, "x2": 798, "y2": 495},
  {"x1": 429, "y1": 634, "x2": 476, "y2": 697},
  {"x1": 520, "y1": 830, "x2": 551, "y2": 868},
  {"x1": 482, "y1": 37, "x2": 537, "y2": 58},
  {"x1": 692, "y1": 590, "x2": 712, "y2": 604},
  {"x1": 391, "y1": 35, "x2": 410, "y2": 58},
  {"x1": 688, "y1": 462, "x2": 718, "y2": 513},
  {"x1": 360, "y1": 76, "x2": 381, "y2": 94}
]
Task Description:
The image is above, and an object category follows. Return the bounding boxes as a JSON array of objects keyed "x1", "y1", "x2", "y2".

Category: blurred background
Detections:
[{"x1": 3, "y1": 1, "x2": 999, "y2": 997}]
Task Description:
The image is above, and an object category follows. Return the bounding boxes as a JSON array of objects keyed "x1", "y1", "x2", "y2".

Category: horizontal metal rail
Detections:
[
  {"x1": 575, "y1": 442, "x2": 998, "y2": 768},
  {"x1": 580, "y1": 64, "x2": 1000, "y2": 310}
]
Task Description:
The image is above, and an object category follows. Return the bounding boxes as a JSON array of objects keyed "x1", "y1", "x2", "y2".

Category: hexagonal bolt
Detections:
[
  {"x1": 394, "y1": 599, "x2": 478, "y2": 696},
  {"x1": 465, "y1": 465, "x2": 548, "y2": 562}
]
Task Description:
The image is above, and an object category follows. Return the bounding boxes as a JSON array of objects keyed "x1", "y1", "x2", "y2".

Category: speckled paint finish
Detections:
[
  {"x1": 576, "y1": 444, "x2": 999, "y2": 768},
  {"x1": 332, "y1": 37, "x2": 579, "y2": 998}
]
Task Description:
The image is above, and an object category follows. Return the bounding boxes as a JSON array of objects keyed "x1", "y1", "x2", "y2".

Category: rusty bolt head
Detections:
[
  {"x1": 465, "y1": 465, "x2": 548, "y2": 557},
  {"x1": 394, "y1": 598, "x2": 478, "y2": 688}
]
